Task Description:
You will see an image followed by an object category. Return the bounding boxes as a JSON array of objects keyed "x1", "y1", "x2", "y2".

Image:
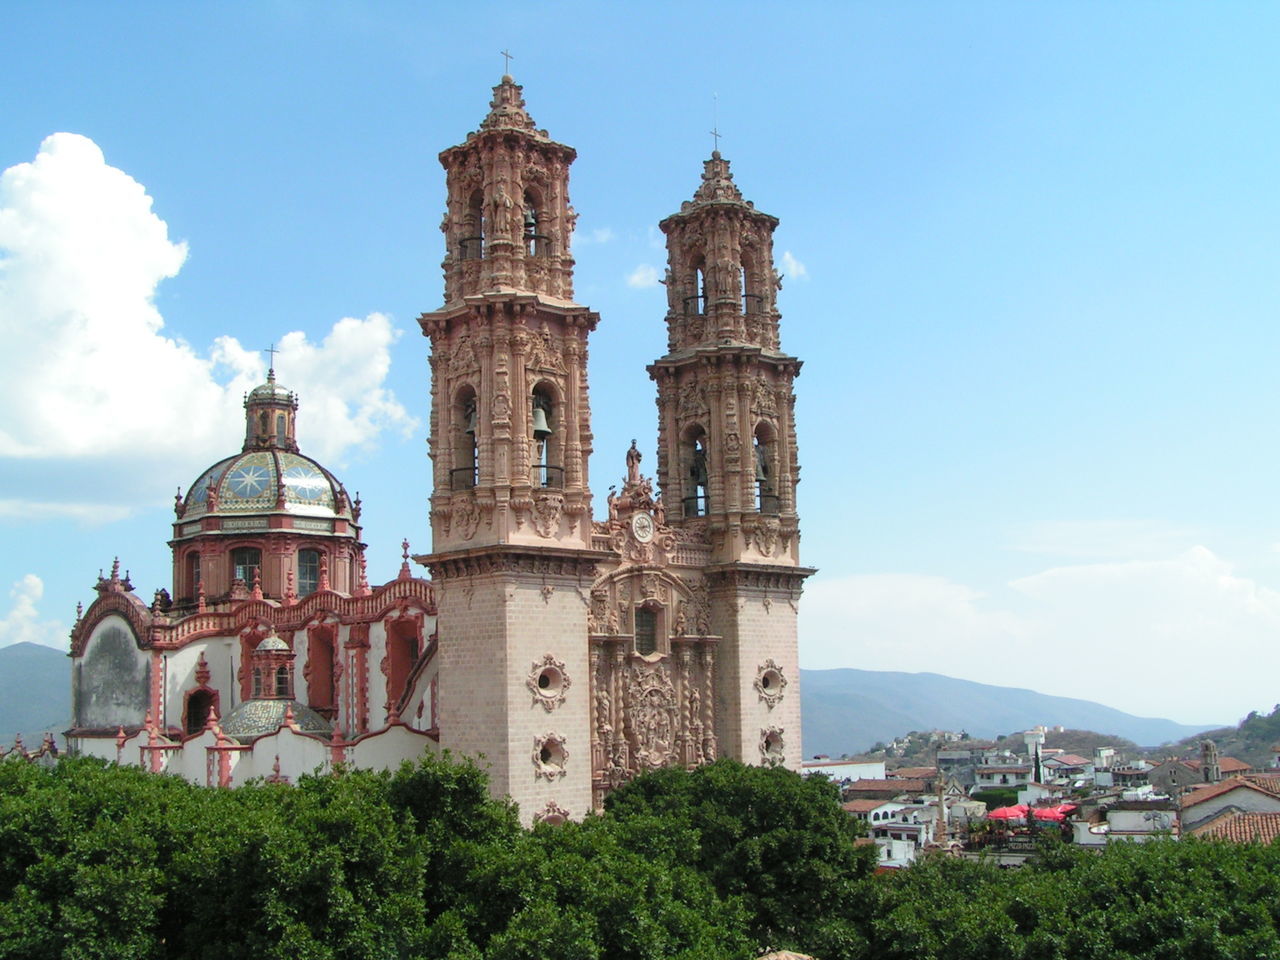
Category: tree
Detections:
[{"x1": 604, "y1": 759, "x2": 873, "y2": 955}]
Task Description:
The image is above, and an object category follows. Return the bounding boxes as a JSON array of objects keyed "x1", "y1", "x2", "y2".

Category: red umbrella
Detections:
[{"x1": 988, "y1": 804, "x2": 1029, "y2": 820}]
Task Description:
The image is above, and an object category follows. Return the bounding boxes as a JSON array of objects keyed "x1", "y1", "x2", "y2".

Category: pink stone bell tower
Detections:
[
  {"x1": 648, "y1": 151, "x2": 812, "y2": 769},
  {"x1": 418, "y1": 76, "x2": 598, "y2": 820}
]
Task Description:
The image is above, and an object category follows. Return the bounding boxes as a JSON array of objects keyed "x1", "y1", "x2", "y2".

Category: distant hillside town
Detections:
[{"x1": 803, "y1": 724, "x2": 1280, "y2": 868}]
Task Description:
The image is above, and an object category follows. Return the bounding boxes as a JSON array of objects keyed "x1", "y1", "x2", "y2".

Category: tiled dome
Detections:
[{"x1": 182, "y1": 449, "x2": 353, "y2": 521}]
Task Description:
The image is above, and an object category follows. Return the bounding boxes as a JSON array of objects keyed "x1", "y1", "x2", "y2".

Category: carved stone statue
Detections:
[{"x1": 626, "y1": 440, "x2": 642, "y2": 484}]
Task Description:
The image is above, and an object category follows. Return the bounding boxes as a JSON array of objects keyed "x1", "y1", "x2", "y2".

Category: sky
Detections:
[{"x1": 3, "y1": 2, "x2": 1280, "y2": 727}]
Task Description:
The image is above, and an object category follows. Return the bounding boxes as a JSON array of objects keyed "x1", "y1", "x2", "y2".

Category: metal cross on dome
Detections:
[
  {"x1": 501, "y1": 49, "x2": 514, "y2": 73},
  {"x1": 263, "y1": 343, "x2": 278, "y2": 375}
]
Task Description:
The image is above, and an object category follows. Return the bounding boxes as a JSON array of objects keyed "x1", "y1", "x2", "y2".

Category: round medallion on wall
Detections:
[{"x1": 631, "y1": 511, "x2": 655, "y2": 543}]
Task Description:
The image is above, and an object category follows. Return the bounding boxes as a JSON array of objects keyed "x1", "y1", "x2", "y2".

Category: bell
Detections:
[
  {"x1": 464, "y1": 402, "x2": 477, "y2": 435},
  {"x1": 531, "y1": 405, "x2": 552, "y2": 440},
  {"x1": 754, "y1": 448, "x2": 769, "y2": 482}
]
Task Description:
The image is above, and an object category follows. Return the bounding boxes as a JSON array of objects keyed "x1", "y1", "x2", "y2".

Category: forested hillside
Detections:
[{"x1": 3, "y1": 756, "x2": 1280, "y2": 959}]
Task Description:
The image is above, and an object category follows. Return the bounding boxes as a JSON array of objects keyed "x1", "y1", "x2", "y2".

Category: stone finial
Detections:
[
  {"x1": 693, "y1": 151, "x2": 744, "y2": 204},
  {"x1": 283, "y1": 566, "x2": 297, "y2": 606},
  {"x1": 480, "y1": 74, "x2": 538, "y2": 133},
  {"x1": 196, "y1": 578, "x2": 207, "y2": 614},
  {"x1": 399, "y1": 539, "x2": 412, "y2": 580},
  {"x1": 352, "y1": 492, "x2": 362, "y2": 523},
  {"x1": 250, "y1": 566, "x2": 264, "y2": 601},
  {"x1": 174, "y1": 487, "x2": 185, "y2": 518},
  {"x1": 317, "y1": 554, "x2": 329, "y2": 592},
  {"x1": 356, "y1": 553, "x2": 370, "y2": 597}
]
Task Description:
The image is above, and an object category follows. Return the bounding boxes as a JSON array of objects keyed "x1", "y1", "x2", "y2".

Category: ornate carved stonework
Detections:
[
  {"x1": 533, "y1": 800, "x2": 569, "y2": 825},
  {"x1": 526, "y1": 653, "x2": 570, "y2": 711},
  {"x1": 754, "y1": 659, "x2": 788, "y2": 708},
  {"x1": 759, "y1": 726, "x2": 785, "y2": 767},
  {"x1": 533, "y1": 731, "x2": 568, "y2": 781},
  {"x1": 453, "y1": 495, "x2": 481, "y2": 541},
  {"x1": 626, "y1": 664, "x2": 678, "y2": 771},
  {"x1": 531, "y1": 493, "x2": 563, "y2": 538}
]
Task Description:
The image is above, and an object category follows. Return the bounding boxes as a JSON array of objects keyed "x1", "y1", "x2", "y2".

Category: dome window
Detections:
[
  {"x1": 298, "y1": 549, "x2": 321, "y2": 596},
  {"x1": 231, "y1": 547, "x2": 261, "y2": 585}
]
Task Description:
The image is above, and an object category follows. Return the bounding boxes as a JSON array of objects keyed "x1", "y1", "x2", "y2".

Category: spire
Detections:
[
  {"x1": 480, "y1": 74, "x2": 539, "y2": 133},
  {"x1": 692, "y1": 151, "x2": 744, "y2": 204}
]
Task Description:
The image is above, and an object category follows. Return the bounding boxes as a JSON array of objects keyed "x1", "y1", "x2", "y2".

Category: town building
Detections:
[{"x1": 65, "y1": 75, "x2": 811, "y2": 822}]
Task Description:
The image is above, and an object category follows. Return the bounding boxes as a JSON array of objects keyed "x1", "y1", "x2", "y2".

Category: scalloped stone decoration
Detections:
[
  {"x1": 759, "y1": 726, "x2": 785, "y2": 768},
  {"x1": 533, "y1": 800, "x2": 570, "y2": 825},
  {"x1": 754, "y1": 659, "x2": 787, "y2": 708},
  {"x1": 526, "y1": 653, "x2": 571, "y2": 711},
  {"x1": 533, "y1": 732, "x2": 568, "y2": 780}
]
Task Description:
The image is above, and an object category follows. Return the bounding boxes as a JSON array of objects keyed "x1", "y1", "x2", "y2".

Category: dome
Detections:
[
  {"x1": 247, "y1": 375, "x2": 294, "y2": 403},
  {"x1": 219, "y1": 699, "x2": 333, "y2": 743},
  {"x1": 182, "y1": 449, "x2": 353, "y2": 521},
  {"x1": 255, "y1": 633, "x2": 290, "y2": 652}
]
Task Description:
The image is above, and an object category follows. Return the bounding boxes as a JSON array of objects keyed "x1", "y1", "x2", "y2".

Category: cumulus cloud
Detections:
[
  {"x1": 801, "y1": 546, "x2": 1280, "y2": 724},
  {"x1": 780, "y1": 250, "x2": 808, "y2": 281},
  {"x1": 0, "y1": 133, "x2": 414, "y2": 514},
  {"x1": 0, "y1": 575, "x2": 65, "y2": 649},
  {"x1": 627, "y1": 264, "x2": 660, "y2": 288}
]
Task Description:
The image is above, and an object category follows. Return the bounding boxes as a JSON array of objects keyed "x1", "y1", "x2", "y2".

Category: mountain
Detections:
[
  {"x1": 800, "y1": 668, "x2": 1221, "y2": 758},
  {"x1": 0, "y1": 644, "x2": 1224, "y2": 762},
  {"x1": 0, "y1": 642, "x2": 70, "y2": 746}
]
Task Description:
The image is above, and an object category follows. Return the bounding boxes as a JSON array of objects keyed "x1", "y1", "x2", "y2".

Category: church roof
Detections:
[
  {"x1": 219, "y1": 699, "x2": 332, "y2": 743},
  {"x1": 182, "y1": 449, "x2": 353, "y2": 521}
]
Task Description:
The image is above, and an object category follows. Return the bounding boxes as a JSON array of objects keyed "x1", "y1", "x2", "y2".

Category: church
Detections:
[{"x1": 67, "y1": 75, "x2": 812, "y2": 823}]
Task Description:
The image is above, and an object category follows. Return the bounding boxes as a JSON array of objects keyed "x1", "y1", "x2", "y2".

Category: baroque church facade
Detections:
[{"x1": 68, "y1": 76, "x2": 811, "y2": 822}]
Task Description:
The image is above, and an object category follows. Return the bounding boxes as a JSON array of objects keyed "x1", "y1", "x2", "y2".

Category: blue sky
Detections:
[{"x1": 3, "y1": 2, "x2": 1280, "y2": 726}]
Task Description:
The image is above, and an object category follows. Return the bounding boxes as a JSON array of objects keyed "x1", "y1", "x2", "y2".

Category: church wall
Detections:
[
  {"x1": 76, "y1": 615, "x2": 150, "y2": 730},
  {"x1": 497, "y1": 575, "x2": 592, "y2": 822},
  {"x1": 348, "y1": 725, "x2": 438, "y2": 772},
  {"x1": 435, "y1": 573, "x2": 513, "y2": 797},
  {"x1": 710, "y1": 587, "x2": 803, "y2": 772}
]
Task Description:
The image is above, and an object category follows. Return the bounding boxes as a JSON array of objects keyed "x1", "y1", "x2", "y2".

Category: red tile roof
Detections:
[
  {"x1": 842, "y1": 799, "x2": 886, "y2": 814},
  {"x1": 1048, "y1": 754, "x2": 1090, "y2": 766},
  {"x1": 1185, "y1": 757, "x2": 1252, "y2": 773},
  {"x1": 1192, "y1": 811, "x2": 1280, "y2": 843},
  {"x1": 1180, "y1": 777, "x2": 1280, "y2": 810}
]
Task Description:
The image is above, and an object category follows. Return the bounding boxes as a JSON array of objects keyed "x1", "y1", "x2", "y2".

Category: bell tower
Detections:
[
  {"x1": 419, "y1": 76, "x2": 598, "y2": 820},
  {"x1": 649, "y1": 151, "x2": 812, "y2": 768}
]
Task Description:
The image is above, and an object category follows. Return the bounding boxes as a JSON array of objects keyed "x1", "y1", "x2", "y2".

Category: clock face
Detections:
[{"x1": 631, "y1": 512, "x2": 655, "y2": 543}]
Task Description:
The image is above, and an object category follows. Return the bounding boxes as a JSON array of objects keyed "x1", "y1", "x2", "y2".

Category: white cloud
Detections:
[
  {"x1": 575, "y1": 227, "x2": 614, "y2": 245},
  {"x1": 780, "y1": 250, "x2": 808, "y2": 281},
  {"x1": 801, "y1": 546, "x2": 1280, "y2": 724},
  {"x1": 627, "y1": 264, "x2": 660, "y2": 288},
  {"x1": 0, "y1": 133, "x2": 415, "y2": 511},
  {"x1": 801, "y1": 573, "x2": 1028, "y2": 673},
  {"x1": 0, "y1": 500, "x2": 133, "y2": 524},
  {"x1": 0, "y1": 575, "x2": 65, "y2": 649},
  {"x1": 1008, "y1": 519, "x2": 1201, "y2": 562}
]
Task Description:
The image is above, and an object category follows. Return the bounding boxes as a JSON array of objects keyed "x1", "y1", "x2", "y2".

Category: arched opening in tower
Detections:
[
  {"x1": 453, "y1": 385, "x2": 478, "y2": 490},
  {"x1": 753, "y1": 423, "x2": 778, "y2": 515},
  {"x1": 523, "y1": 188, "x2": 548, "y2": 258},
  {"x1": 462, "y1": 189, "x2": 485, "y2": 260},
  {"x1": 530, "y1": 382, "x2": 561, "y2": 488},
  {"x1": 683, "y1": 425, "x2": 710, "y2": 517}
]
